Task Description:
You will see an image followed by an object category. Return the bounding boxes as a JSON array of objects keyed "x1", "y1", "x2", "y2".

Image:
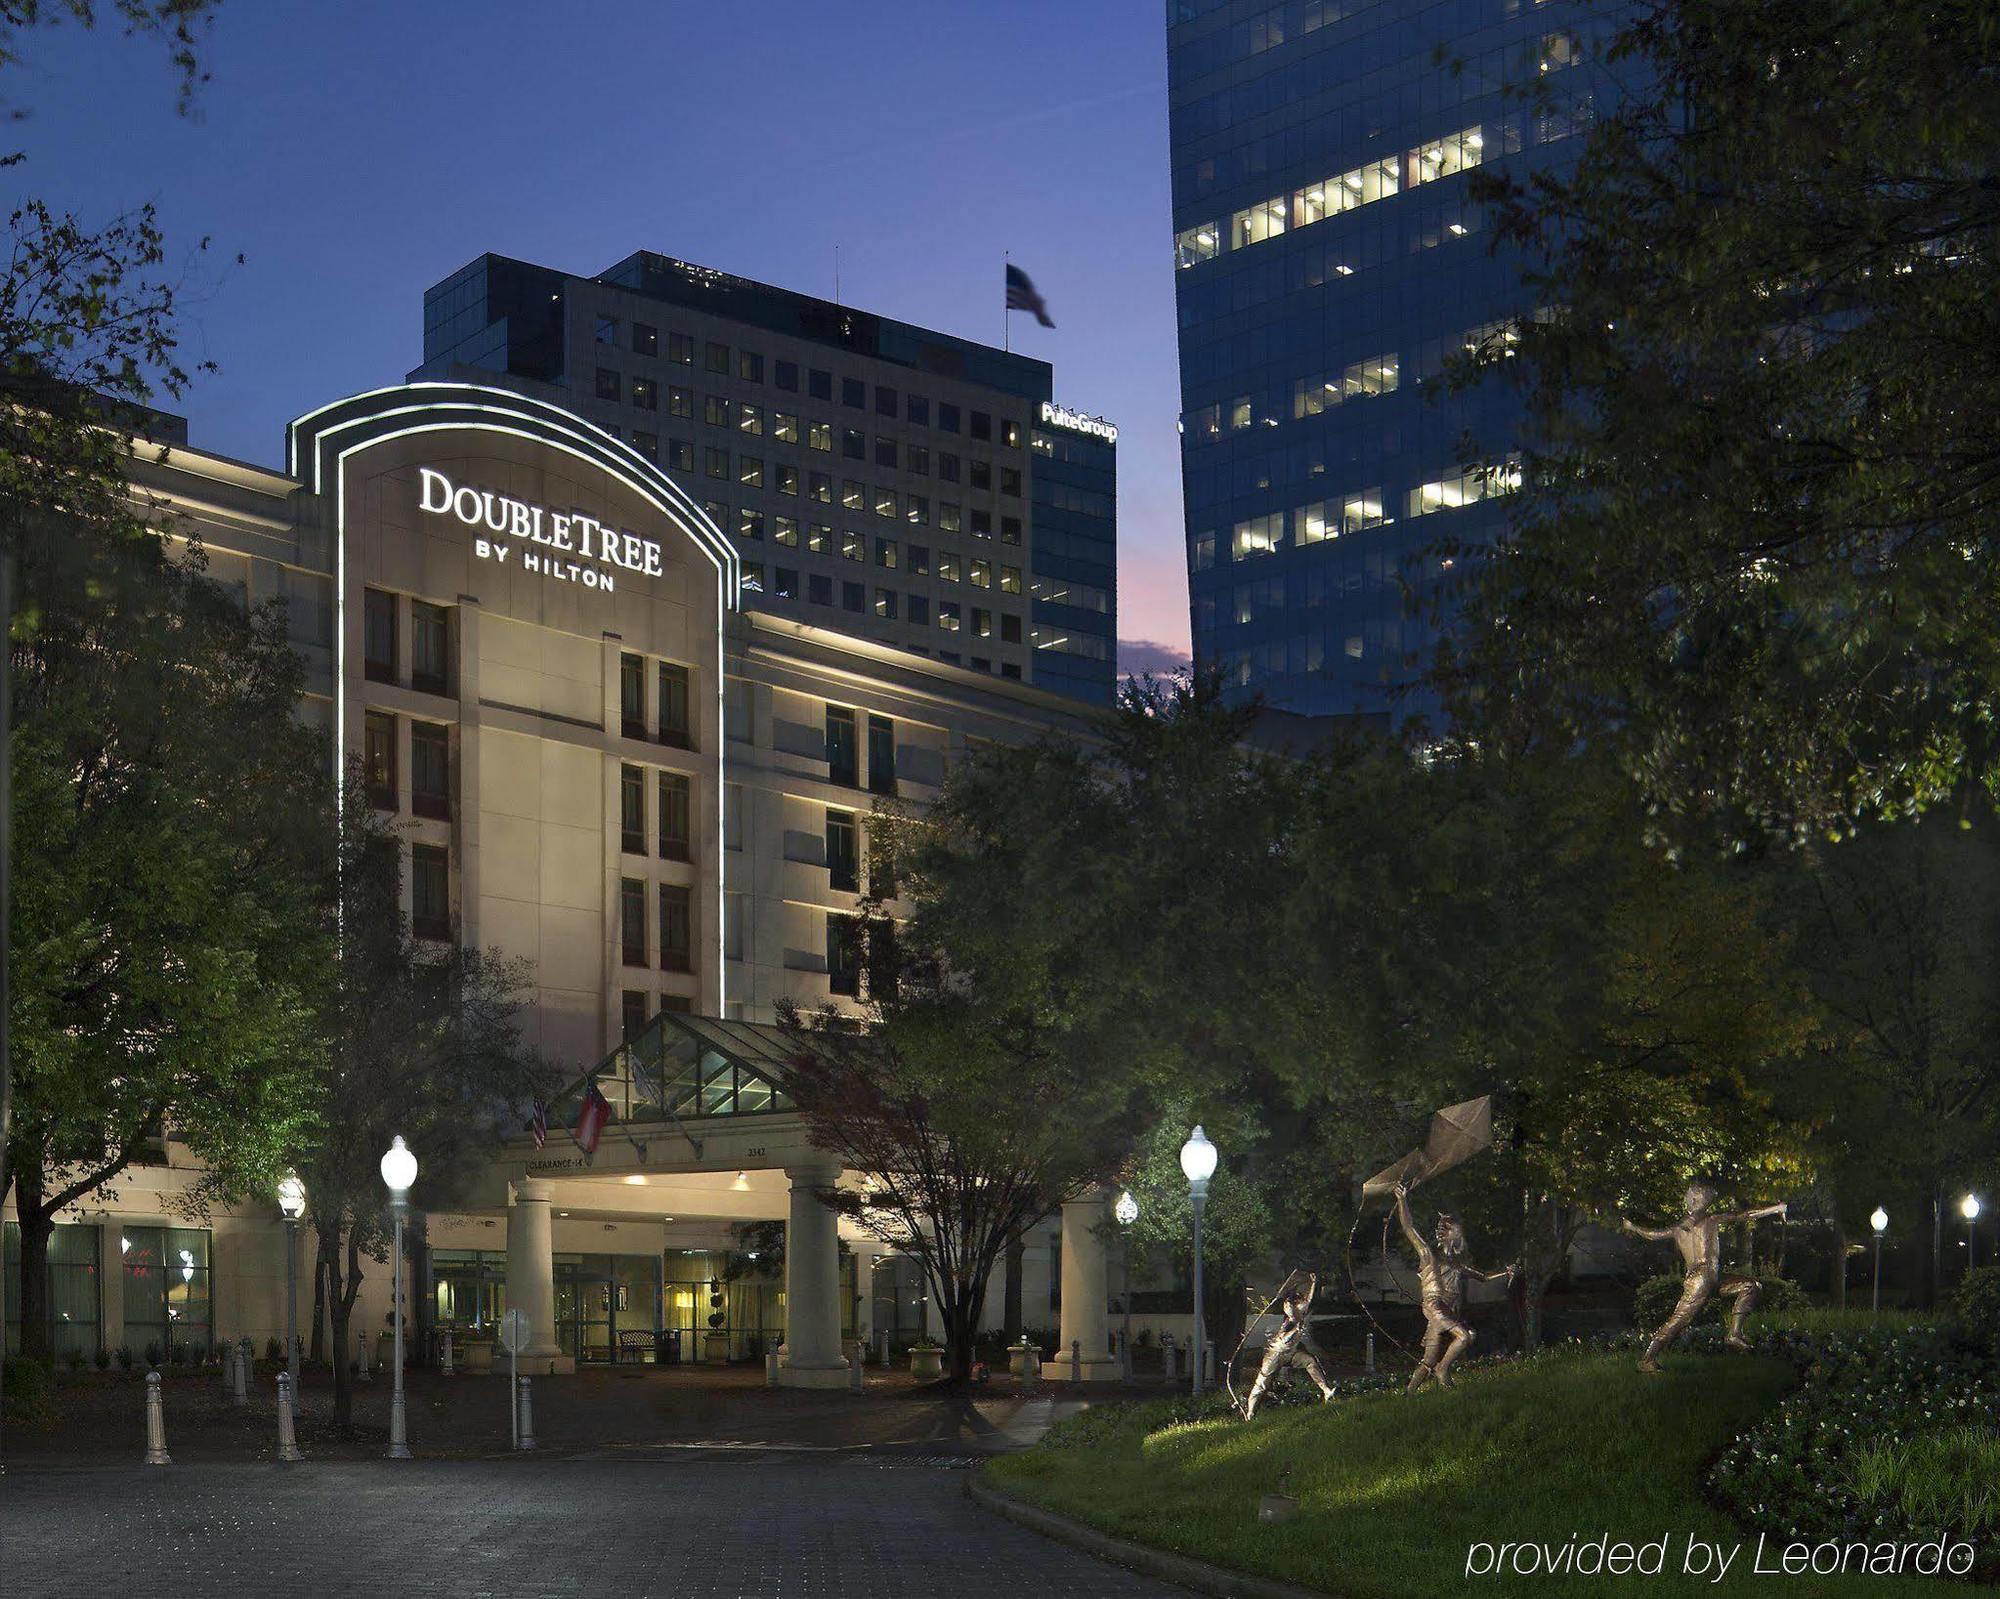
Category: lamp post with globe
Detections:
[
  {"x1": 1964, "y1": 1194, "x2": 1983, "y2": 1274},
  {"x1": 1870, "y1": 1207, "x2": 1888, "y2": 1316},
  {"x1": 1114, "y1": 1189, "x2": 1138, "y2": 1381},
  {"x1": 379, "y1": 1136, "x2": 417, "y2": 1460},
  {"x1": 1179, "y1": 1128, "x2": 1217, "y2": 1397},
  {"x1": 277, "y1": 1173, "x2": 306, "y2": 1391}
]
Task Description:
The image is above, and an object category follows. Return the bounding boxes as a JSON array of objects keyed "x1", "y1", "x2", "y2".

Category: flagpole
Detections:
[{"x1": 1003, "y1": 250, "x2": 1011, "y2": 353}]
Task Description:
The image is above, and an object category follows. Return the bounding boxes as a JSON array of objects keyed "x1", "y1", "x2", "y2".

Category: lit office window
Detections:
[
  {"x1": 1230, "y1": 196, "x2": 1286, "y2": 249},
  {"x1": 739, "y1": 456, "x2": 764, "y2": 489},
  {"x1": 1175, "y1": 222, "x2": 1220, "y2": 268},
  {"x1": 808, "y1": 524, "x2": 831, "y2": 554},
  {"x1": 874, "y1": 488, "x2": 898, "y2": 519},
  {"x1": 842, "y1": 481, "x2": 865, "y2": 511},
  {"x1": 840, "y1": 530, "x2": 866, "y2": 562},
  {"x1": 774, "y1": 412, "x2": 799, "y2": 443},
  {"x1": 1406, "y1": 460, "x2": 1520, "y2": 517},
  {"x1": 632, "y1": 322, "x2": 658, "y2": 357},
  {"x1": 668, "y1": 386, "x2": 693, "y2": 418},
  {"x1": 938, "y1": 503, "x2": 962, "y2": 533},
  {"x1": 809, "y1": 472, "x2": 832, "y2": 503},
  {"x1": 1409, "y1": 126, "x2": 1484, "y2": 186},
  {"x1": 874, "y1": 588, "x2": 898, "y2": 620},
  {"x1": 1296, "y1": 490, "x2": 1386, "y2": 545},
  {"x1": 631, "y1": 377, "x2": 658, "y2": 412},
  {"x1": 999, "y1": 565, "x2": 1021, "y2": 594},
  {"x1": 1293, "y1": 158, "x2": 1399, "y2": 227},
  {"x1": 1292, "y1": 353, "x2": 1400, "y2": 417},
  {"x1": 938, "y1": 552, "x2": 960, "y2": 583},
  {"x1": 808, "y1": 421, "x2": 832, "y2": 452},
  {"x1": 938, "y1": 601, "x2": 962, "y2": 633},
  {"x1": 969, "y1": 558, "x2": 991, "y2": 589},
  {"x1": 1232, "y1": 514, "x2": 1283, "y2": 560},
  {"x1": 775, "y1": 516, "x2": 800, "y2": 547},
  {"x1": 739, "y1": 403, "x2": 764, "y2": 436}
]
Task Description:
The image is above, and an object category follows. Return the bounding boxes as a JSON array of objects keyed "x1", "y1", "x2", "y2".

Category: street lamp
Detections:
[
  {"x1": 1869, "y1": 1206, "x2": 1888, "y2": 1316},
  {"x1": 1114, "y1": 1189, "x2": 1138, "y2": 1382},
  {"x1": 277, "y1": 1172, "x2": 307, "y2": 1393},
  {"x1": 1963, "y1": 1194, "x2": 1983, "y2": 1272},
  {"x1": 1179, "y1": 1127, "x2": 1218, "y2": 1398},
  {"x1": 379, "y1": 1136, "x2": 418, "y2": 1460}
]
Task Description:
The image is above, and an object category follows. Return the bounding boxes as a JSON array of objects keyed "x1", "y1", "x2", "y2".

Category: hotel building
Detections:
[{"x1": 2, "y1": 381, "x2": 1130, "y2": 1385}]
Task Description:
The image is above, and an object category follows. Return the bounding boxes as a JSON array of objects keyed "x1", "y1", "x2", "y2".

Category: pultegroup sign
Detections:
[
  {"x1": 1038, "y1": 400, "x2": 1118, "y2": 445},
  {"x1": 418, "y1": 466, "x2": 663, "y2": 592}
]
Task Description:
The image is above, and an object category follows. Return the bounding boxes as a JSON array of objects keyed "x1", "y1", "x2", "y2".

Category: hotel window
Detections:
[
  {"x1": 724, "y1": 782, "x2": 744, "y2": 851},
  {"x1": 842, "y1": 580, "x2": 864, "y2": 613},
  {"x1": 631, "y1": 430, "x2": 658, "y2": 463},
  {"x1": 867, "y1": 714, "x2": 896, "y2": 796},
  {"x1": 774, "y1": 566, "x2": 799, "y2": 598},
  {"x1": 621, "y1": 653, "x2": 646, "y2": 737},
  {"x1": 738, "y1": 350, "x2": 764, "y2": 383},
  {"x1": 774, "y1": 411, "x2": 799, "y2": 443},
  {"x1": 874, "y1": 488, "x2": 898, "y2": 520},
  {"x1": 668, "y1": 438, "x2": 694, "y2": 472},
  {"x1": 411, "y1": 721, "x2": 450, "y2": 821},
  {"x1": 808, "y1": 524, "x2": 831, "y2": 554},
  {"x1": 658, "y1": 772, "x2": 691, "y2": 862},
  {"x1": 620, "y1": 765, "x2": 646, "y2": 853},
  {"x1": 939, "y1": 503, "x2": 962, "y2": 533},
  {"x1": 809, "y1": 367, "x2": 832, "y2": 400},
  {"x1": 631, "y1": 377, "x2": 658, "y2": 411},
  {"x1": 905, "y1": 496, "x2": 929, "y2": 526},
  {"x1": 775, "y1": 464, "x2": 799, "y2": 496},
  {"x1": 907, "y1": 544, "x2": 930, "y2": 577},
  {"x1": 938, "y1": 553, "x2": 961, "y2": 583},
  {"x1": 725, "y1": 891, "x2": 745, "y2": 962},
  {"x1": 739, "y1": 456, "x2": 764, "y2": 488},
  {"x1": 839, "y1": 530, "x2": 865, "y2": 562},
  {"x1": 632, "y1": 321, "x2": 658, "y2": 356},
  {"x1": 738, "y1": 403, "x2": 764, "y2": 437},
  {"x1": 906, "y1": 443, "x2": 929, "y2": 476},
  {"x1": 826, "y1": 808, "x2": 859, "y2": 892},
  {"x1": 776, "y1": 359, "x2": 799, "y2": 391},
  {"x1": 620, "y1": 878, "x2": 647, "y2": 966},
  {"x1": 622, "y1": 990, "x2": 649, "y2": 1041},
  {"x1": 595, "y1": 316, "x2": 618, "y2": 345},
  {"x1": 704, "y1": 395, "x2": 731, "y2": 428},
  {"x1": 364, "y1": 711, "x2": 397, "y2": 811},
  {"x1": 939, "y1": 453, "x2": 961, "y2": 484},
  {"x1": 595, "y1": 367, "x2": 621, "y2": 401},
  {"x1": 411, "y1": 600, "x2": 449, "y2": 694},
  {"x1": 808, "y1": 421, "x2": 831, "y2": 452},
  {"x1": 969, "y1": 558, "x2": 991, "y2": 588},
  {"x1": 999, "y1": 565, "x2": 1021, "y2": 594},
  {"x1": 659, "y1": 884, "x2": 693, "y2": 973},
  {"x1": 970, "y1": 411, "x2": 992, "y2": 442},
  {"x1": 874, "y1": 437, "x2": 897, "y2": 471},
  {"x1": 704, "y1": 446, "x2": 728, "y2": 480},
  {"x1": 363, "y1": 588, "x2": 397, "y2": 683},
  {"x1": 826, "y1": 704, "x2": 858, "y2": 787},
  {"x1": 874, "y1": 588, "x2": 898, "y2": 620},
  {"x1": 738, "y1": 508, "x2": 764, "y2": 541},
  {"x1": 669, "y1": 332, "x2": 694, "y2": 365},
  {"x1": 668, "y1": 386, "x2": 693, "y2": 418},
  {"x1": 705, "y1": 341, "x2": 729, "y2": 373},
  {"x1": 842, "y1": 377, "x2": 865, "y2": 409},
  {"x1": 774, "y1": 516, "x2": 799, "y2": 547},
  {"x1": 809, "y1": 472, "x2": 832, "y2": 503},
  {"x1": 970, "y1": 460, "x2": 992, "y2": 492},
  {"x1": 907, "y1": 394, "x2": 929, "y2": 426},
  {"x1": 411, "y1": 845, "x2": 450, "y2": 942},
  {"x1": 826, "y1": 913, "x2": 861, "y2": 997},
  {"x1": 939, "y1": 403, "x2": 961, "y2": 434},
  {"x1": 809, "y1": 573, "x2": 832, "y2": 605},
  {"x1": 876, "y1": 538, "x2": 898, "y2": 569},
  {"x1": 939, "y1": 600, "x2": 962, "y2": 633},
  {"x1": 842, "y1": 428, "x2": 865, "y2": 461},
  {"x1": 658, "y1": 662, "x2": 692, "y2": 749}
]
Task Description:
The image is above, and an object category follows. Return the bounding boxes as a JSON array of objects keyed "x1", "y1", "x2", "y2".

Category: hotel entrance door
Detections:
[{"x1": 552, "y1": 1253, "x2": 665, "y2": 1363}]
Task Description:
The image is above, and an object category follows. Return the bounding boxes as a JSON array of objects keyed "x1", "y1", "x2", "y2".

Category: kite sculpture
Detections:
[
  {"x1": 1360, "y1": 1095, "x2": 1495, "y2": 1200},
  {"x1": 1393, "y1": 1179, "x2": 1513, "y2": 1391},
  {"x1": 1616, "y1": 1181, "x2": 1786, "y2": 1374},
  {"x1": 1238, "y1": 1271, "x2": 1336, "y2": 1419}
]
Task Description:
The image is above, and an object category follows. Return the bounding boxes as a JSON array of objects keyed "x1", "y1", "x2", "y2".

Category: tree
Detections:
[
  {"x1": 296, "y1": 802, "x2": 545, "y2": 1431},
  {"x1": 1439, "y1": 0, "x2": 2000, "y2": 844}
]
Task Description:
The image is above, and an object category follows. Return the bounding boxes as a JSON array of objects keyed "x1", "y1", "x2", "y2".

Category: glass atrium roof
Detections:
[{"x1": 549, "y1": 1012, "x2": 799, "y2": 1126}]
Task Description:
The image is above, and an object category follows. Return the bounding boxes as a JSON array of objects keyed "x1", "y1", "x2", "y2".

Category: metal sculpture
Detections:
[
  {"x1": 1362, "y1": 1096, "x2": 1493, "y2": 1199},
  {"x1": 1394, "y1": 1180, "x2": 1513, "y2": 1391},
  {"x1": 1618, "y1": 1181, "x2": 1786, "y2": 1373},
  {"x1": 1239, "y1": 1271, "x2": 1336, "y2": 1419}
]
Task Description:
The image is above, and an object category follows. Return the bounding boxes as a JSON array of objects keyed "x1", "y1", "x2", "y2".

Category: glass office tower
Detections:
[{"x1": 1167, "y1": 0, "x2": 1609, "y2": 718}]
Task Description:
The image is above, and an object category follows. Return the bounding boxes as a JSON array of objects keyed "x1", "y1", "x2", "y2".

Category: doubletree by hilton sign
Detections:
[{"x1": 418, "y1": 466, "x2": 665, "y2": 592}]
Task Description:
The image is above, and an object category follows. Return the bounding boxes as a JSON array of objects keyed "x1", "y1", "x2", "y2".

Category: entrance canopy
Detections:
[{"x1": 551, "y1": 1012, "x2": 800, "y2": 1129}]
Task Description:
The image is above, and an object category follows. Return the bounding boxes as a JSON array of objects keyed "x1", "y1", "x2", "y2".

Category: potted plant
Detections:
[
  {"x1": 702, "y1": 1291, "x2": 731, "y2": 1363},
  {"x1": 909, "y1": 1340, "x2": 945, "y2": 1380}
]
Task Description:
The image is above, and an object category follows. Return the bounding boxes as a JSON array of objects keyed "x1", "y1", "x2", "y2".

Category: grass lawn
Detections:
[{"x1": 985, "y1": 1347, "x2": 1995, "y2": 1597}]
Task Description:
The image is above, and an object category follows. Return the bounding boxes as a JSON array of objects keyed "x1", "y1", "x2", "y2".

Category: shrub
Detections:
[
  {"x1": 1949, "y1": 1265, "x2": 2000, "y2": 1355},
  {"x1": 1, "y1": 1356, "x2": 56, "y2": 1422},
  {"x1": 264, "y1": 1336, "x2": 282, "y2": 1364},
  {"x1": 1633, "y1": 1273, "x2": 1802, "y2": 1333},
  {"x1": 93, "y1": 1346, "x2": 111, "y2": 1371},
  {"x1": 115, "y1": 1345, "x2": 133, "y2": 1371},
  {"x1": 143, "y1": 1340, "x2": 163, "y2": 1368},
  {"x1": 63, "y1": 1348, "x2": 86, "y2": 1372}
]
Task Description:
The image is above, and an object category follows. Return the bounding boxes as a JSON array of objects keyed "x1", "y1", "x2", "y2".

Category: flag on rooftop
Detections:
[{"x1": 1006, "y1": 263, "x2": 1054, "y2": 328}]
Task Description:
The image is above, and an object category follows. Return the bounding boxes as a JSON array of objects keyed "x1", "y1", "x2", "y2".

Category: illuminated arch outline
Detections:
[{"x1": 287, "y1": 382, "x2": 741, "y2": 1005}]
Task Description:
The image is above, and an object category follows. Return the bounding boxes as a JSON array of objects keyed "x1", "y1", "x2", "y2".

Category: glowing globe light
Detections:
[
  {"x1": 1115, "y1": 1190, "x2": 1139, "y2": 1227},
  {"x1": 1179, "y1": 1126, "x2": 1218, "y2": 1189},
  {"x1": 277, "y1": 1172, "x2": 307, "y2": 1220},
  {"x1": 1870, "y1": 1206, "x2": 1889, "y2": 1236},
  {"x1": 380, "y1": 1135, "x2": 418, "y2": 1198}
]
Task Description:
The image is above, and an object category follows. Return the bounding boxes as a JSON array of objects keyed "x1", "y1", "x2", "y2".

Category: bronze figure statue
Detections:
[
  {"x1": 1242, "y1": 1272, "x2": 1335, "y2": 1418},
  {"x1": 1394, "y1": 1180, "x2": 1513, "y2": 1392},
  {"x1": 1618, "y1": 1181, "x2": 1787, "y2": 1373}
]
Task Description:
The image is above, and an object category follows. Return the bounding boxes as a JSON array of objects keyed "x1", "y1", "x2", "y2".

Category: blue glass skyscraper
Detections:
[{"x1": 1167, "y1": 0, "x2": 1609, "y2": 718}]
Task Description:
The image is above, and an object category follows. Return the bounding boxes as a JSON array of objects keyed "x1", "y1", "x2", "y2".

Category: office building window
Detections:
[
  {"x1": 773, "y1": 411, "x2": 799, "y2": 443},
  {"x1": 705, "y1": 446, "x2": 728, "y2": 480},
  {"x1": 659, "y1": 771, "x2": 691, "y2": 862},
  {"x1": 808, "y1": 524, "x2": 831, "y2": 554},
  {"x1": 594, "y1": 316, "x2": 618, "y2": 346},
  {"x1": 907, "y1": 394, "x2": 929, "y2": 426},
  {"x1": 1002, "y1": 419, "x2": 1021, "y2": 448},
  {"x1": 807, "y1": 420, "x2": 831, "y2": 451},
  {"x1": 1001, "y1": 612, "x2": 1022, "y2": 643},
  {"x1": 938, "y1": 552, "x2": 961, "y2": 583},
  {"x1": 826, "y1": 704, "x2": 858, "y2": 787},
  {"x1": 972, "y1": 607, "x2": 993, "y2": 639},
  {"x1": 595, "y1": 367, "x2": 621, "y2": 401},
  {"x1": 704, "y1": 499, "x2": 729, "y2": 530},
  {"x1": 827, "y1": 913, "x2": 861, "y2": 997},
  {"x1": 411, "y1": 721, "x2": 450, "y2": 821},
  {"x1": 621, "y1": 652, "x2": 647, "y2": 738},
  {"x1": 874, "y1": 437, "x2": 897, "y2": 470},
  {"x1": 842, "y1": 481, "x2": 865, "y2": 512},
  {"x1": 939, "y1": 503, "x2": 962, "y2": 533},
  {"x1": 776, "y1": 359, "x2": 799, "y2": 391},
  {"x1": 738, "y1": 507, "x2": 765, "y2": 541},
  {"x1": 874, "y1": 385, "x2": 897, "y2": 418},
  {"x1": 939, "y1": 601, "x2": 962, "y2": 633},
  {"x1": 658, "y1": 662, "x2": 692, "y2": 749},
  {"x1": 620, "y1": 878, "x2": 647, "y2": 966},
  {"x1": 1408, "y1": 460, "x2": 1519, "y2": 517},
  {"x1": 622, "y1": 989, "x2": 649, "y2": 1041},
  {"x1": 668, "y1": 385, "x2": 693, "y2": 418},
  {"x1": 969, "y1": 558, "x2": 991, "y2": 588},
  {"x1": 631, "y1": 377, "x2": 658, "y2": 411},
  {"x1": 1000, "y1": 466, "x2": 1021, "y2": 497},
  {"x1": 908, "y1": 595, "x2": 929, "y2": 626},
  {"x1": 842, "y1": 580, "x2": 865, "y2": 613},
  {"x1": 1001, "y1": 515, "x2": 1022, "y2": 546},
  {"x1": 774, "y1": 516, "x2": 800, "y2": 547},
  {"x1": 809, "y1": 573, "x2": 833, "y2": 605},
  {"x1": 907, "y1": 544, "x2": 931, "y2": 576},
  {"x1": 704, "y1": 395, "x2": 731, "y2": 428},
  {"x1": 841, "y1": 377, "x2": 865, "y2": 409},
  {"x1": 876, "y1": 538, "x2": 898, "y2": 569},
  {"x1": 842, "y1": 427, "x2": 865, "y2": 461},
  {"x1": 742, "y1": 560, "x2": 765, "y2": 593},
  {"x1": 970, "y1": 460, "x2": 992, "y2": 492},
  {"x1": 809, "y1": 367, "x2": 832, "y2": 400},
  {"x1": 620, "y1": 764, "x2": 646, "y2": 854},
  {"x1": 631, "y1": 430, "x2": 658, "y2": 463},
  {"x1": 659, "y1": 884, "x2": 692, "y2": 973},
  {"x1": 1000, "y1": 661, "x2": 1020, "y2": 679},
  {"x1": 827, "y1": 807, "x2": 858, "y2": 892},
  {"x1": 775, "y1": 566, "x2": 799, "y2": 598},
  {"x1": 668, "y1": 437, "x2": 694, "y2": 472},
  {"x1": 739, "y1": 456, "x2": 764, "y2": 489},
  {"x1": 906, "y1": 444, "x2": 929, "y2": 476},
  {"x1": 874, "y1": 488, "x2": 898, "y2": 519},
  {"x1": 363, "y1": 588, "x2": 397, "y2": 683},
  {"x1": 970, "y1": 410, "x2": 992, "y2": 442},
  {"x1": 738, "y1": 350, "x2": 764, "y2": 383},
  {"x1": 775, "y1": 465, "x2": 799, "y2": 496},
  {"x1": 705, "y1": 341, "x2": 729, "y2": 373},
  {"x1": 866, "y1": 714, "x2": 896, "y2": 796},
  {"x1": 999, "y1": 564, "x2": 1022, "y2": 594},
  {"x1": 364, "y1": 710, "x2": 397, "y2": 811},
  {"x1": 411, "y1": 844, "x2": 450, "y2": 941},
  {"x1": 411, "y1": 600, "x2": 449, "y2": 694},
  {"x1": 631, "y1": 321, "x2": 657, "y2": 356},
  {"x1": 939, "y1": 452, "x2": 962, "y2": 485},
  {"x1": 809, "y1": 471, "x2": 832, "y2": 503},
  {"x1": 840, "y1": 529, "x2": 865, "y2": 562},
  {"x1": 970, "y1": 509, "x2": 991, "y2": 538},
  {"x1": 668, "y1": 332, "x2": 694, "y2": 365},
  {"x1": 874, "y1": 588, "x2": 898, "y2": 620},
  {"x1": 738, "y1": 402, "x2": 764, "y2": 437},
  {"x1": 119, "y1": 1224, "x2": 209, "y2": 1358}
]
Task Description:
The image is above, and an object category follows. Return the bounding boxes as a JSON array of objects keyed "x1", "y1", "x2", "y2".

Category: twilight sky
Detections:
[{"x1": 11, "y1": 0, "x2": 1193, "y2": 668}]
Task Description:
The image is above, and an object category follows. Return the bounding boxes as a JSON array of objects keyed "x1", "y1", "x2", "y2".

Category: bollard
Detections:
[
  {"x1": 276, "y1": 1372, "x2": 306, "y2": 1463},
  {"x1": 1070, "y1": 1338, "x2": 1082, "y2": 1383},
  {"x1": 356, "y1": 1328, "x2": 372, "y2": 1383},
  {"x1": 875, "y1": 1327, "x2": 888, "y2": 1367},
  {"x1": 1365, "y1": 1331, "x2": 1375, "y2": 1374},
  {"x1": 516, "y1": 1376, "x2": 537, "y2": 1451},
  {"x1": 233, "y1": 1337, "x2": 251, "y2": 1406},
  {"x1": 221, "y1": 1339, "x2": 236, "y2": 1398},
  {"x1": 849, "y1": 1345, "x2": 864, "y2": 1392},
  {"x1": 143, "y1": 1371, "x2": 171, "y2": 1467},
  {"x1": 440, "y1": 1328, "x2": 455, "y2": 1377},
  {"x1": 765, "y1": 1344, "x2": 781, "y2": 1387}
]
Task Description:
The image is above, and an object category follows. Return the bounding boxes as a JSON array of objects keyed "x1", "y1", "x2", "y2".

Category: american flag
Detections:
[
  {"x1": 527, "y1": 1099, "x2": 548, "y2": 1150},
  {"x1": 1005, "y1": 263, "x2": 1054, "y2": 329}
]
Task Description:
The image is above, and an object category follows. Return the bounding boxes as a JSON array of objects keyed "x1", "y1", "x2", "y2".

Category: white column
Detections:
[
  {"x1": 779, "y1": 1161, "x2": 847, "y2": 1388},
  {"x1": 505, "y1": 1179, "x2": 568, "y2": 1371},
  {"x1": 1047, "y1": 1188, "x2": 1121, "y2": 1381}
]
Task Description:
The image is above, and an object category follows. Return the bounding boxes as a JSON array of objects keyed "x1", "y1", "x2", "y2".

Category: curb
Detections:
[{"x1": 965, "y1": 1472, "x2": 1335, "y2": 1599}]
